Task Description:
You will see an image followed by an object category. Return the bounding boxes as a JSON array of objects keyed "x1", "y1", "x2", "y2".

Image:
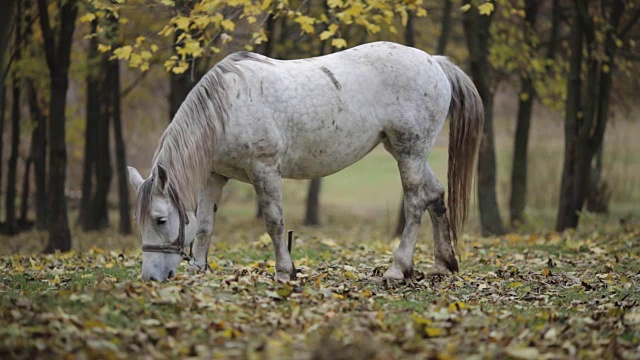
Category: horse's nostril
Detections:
[{"x1": 167, "y1": 270, "x2": 175, "y2": 279}]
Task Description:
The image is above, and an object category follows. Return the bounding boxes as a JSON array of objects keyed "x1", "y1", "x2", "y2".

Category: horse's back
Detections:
[{"x1": 213, "y1": 42, "x2": 451, "y2": 180}]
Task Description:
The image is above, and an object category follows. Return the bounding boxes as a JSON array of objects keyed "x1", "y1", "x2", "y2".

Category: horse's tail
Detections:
[{"x1": 434, "y1": 56, "x2": 484, "y2": 252}]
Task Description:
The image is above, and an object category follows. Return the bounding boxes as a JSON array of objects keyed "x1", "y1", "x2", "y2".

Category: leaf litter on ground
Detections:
[{"x1": 1, "y1": 222, "x2": 639, "y2": 359}]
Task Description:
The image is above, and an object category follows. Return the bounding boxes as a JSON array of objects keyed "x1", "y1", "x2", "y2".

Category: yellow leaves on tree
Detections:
[
  {"x1": 85, "y1": 0, "x2": 432, "y2": 74},
  {"x1": 331, "y1": 38, "x2": 347, "y2": 49}
]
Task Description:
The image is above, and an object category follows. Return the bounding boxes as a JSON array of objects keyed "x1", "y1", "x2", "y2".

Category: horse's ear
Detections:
[
  {"x1": 128, "y1": 166, "x2": 144, "y2": 192},
  {"x1": 156, "y1": 164, "x2": 168, "y2": 193}
]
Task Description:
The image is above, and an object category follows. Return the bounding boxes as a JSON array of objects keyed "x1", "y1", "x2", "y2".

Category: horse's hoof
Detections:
[
  {"x1": 275, "y1": 270, "x2": 293, "y2": 282},
  {"x1": 186, "y1": 263, "x2": 208, "y2": 274},
  {"x1": 382, "y1": 267, "x2": 405, "y2": 280},
  {"x1": 427, "y1": 263, "x2": 453, "y2": 277}
]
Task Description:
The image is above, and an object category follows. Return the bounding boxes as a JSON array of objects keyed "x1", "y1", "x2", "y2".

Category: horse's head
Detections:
[{"x1": 128, "y1": 165, "x2": 197, "y2": 281}]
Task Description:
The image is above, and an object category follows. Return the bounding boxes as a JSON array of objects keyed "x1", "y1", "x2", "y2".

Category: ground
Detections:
[
  {"x1": 1, "y1": 217, "x2": 639, "y2": 359},
  {"x1": 1, "y1": 116, "x2": 639, "y2": 359}
]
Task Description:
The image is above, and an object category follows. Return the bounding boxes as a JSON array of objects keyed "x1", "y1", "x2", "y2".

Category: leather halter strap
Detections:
[{"x1": 141, "y1": 187, "x2": 188, "y2": 256}]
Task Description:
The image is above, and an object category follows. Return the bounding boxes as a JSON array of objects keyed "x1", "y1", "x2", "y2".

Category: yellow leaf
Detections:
[
  {"x1": 247, "y1": 16, "x2": 256, "y2": 24},
  {"x1": 97, "y1": 44, "x2": 111, "y2": 53},
  {"x1": 221, "y1": 19, "x2": 235, "y2": 31},
  {"x1": 448, "y1": 301, "x2": 468, "y2": 311},
  {"x1": 150, "y1": 44, "x2": 159, "y2": 52},
  {"x1": 140, "y1": 62, "x2": 150, "y2": 72},
  {"x1": 332, "y1": 293, "x2": 345, "y2": 299},
  {"x1": 327, "y1": 0, "x2": 343, "y2": 8},
  {"x1": 173, "y1": 16, "x2": 190, "y2": 31},
  {"x1": 331, "y1": 38, "x2": 347, "y2": 49},
  {"x1": 360, "y1": 289, "x2": 372, "y2": 298},
  {"x1": 119, "y1": 18, "x2": 128, "y2": 24},
  {"x1": 416, "y1": 8, "x2": 427, "y2": 17},
  {"x1": 295, "y1": 15, "x2": 315, "y2": 34},
  {"x1": 245, "y1": 44, "x2": 254, "y2": 51},
  {"x1": 425, "y1": 327, "x2": 443, "y2": 337},
  {"x1": 160, "y1": 0, "x2": 175, "y2": 5},
  {"x1": 400, "y1": 9, "x2": 408, "y2": 27},
  {"x1": 184, "y1": 40, "x2": 203, "y2": 57},
  {"x1": 602, "y1": 64, "x2": 610, "y2": 73},
  {"x1": 478, "y1": 2, "x2": 494, "y2": 16},
  {"x1": 80, "y1": 13, "x2": 96, "y2": 23},
  {"x1": 261, "y1": 0, "x2": 272, "y2": 10},
  {"x1": 321, "y1": 238, "x2": 338, "y2": 247},
  {"x1": 51, "y1": 275, "x2": 61, "y2": 285},
  {"x1": 135, "y1": 36, "x2": 145, "y2": 47},
  {"x1": 111, "y1": 45, "x2": 132, "y2": 60},
  {"x1": 460, "y1": 4, "x2": 471, "y2": 12},
  {"x1": 319, "y1": 31, "x2": 333, "y2": 41},
  {"x1": 172, "y1": 61, "x2": 189, "y2": 74},
  {"x1": 411, "y1": 314, "x2": 432, "y2": 325},
  {"x1": 276, "y1": 284, "x2": 292, "y2": 298},
  {"x1": 519, "y1": 92, "x2": 530, "y2": 101}
]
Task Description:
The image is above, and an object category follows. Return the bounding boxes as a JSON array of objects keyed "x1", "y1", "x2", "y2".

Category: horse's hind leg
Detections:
[
  {"x1": 383, "y1": 154, "x2": 457, "y2": 280},
  {"x1": 424, "y1": 166, "x2": 458, "y2": 275},
  {"x1": 249, "y1": 165, "x2": 295, "y2": 282},
  {"x1": 189, "y1": 174, "x2": 227, "y2": 271},
  {"x1": 383, "y1": 154, "x2": 429, "y2": 280}
]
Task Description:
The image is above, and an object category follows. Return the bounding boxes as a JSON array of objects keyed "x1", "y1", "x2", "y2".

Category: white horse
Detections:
[{"x1": 128, "y1": 41, "x2": 483, "y2": 282}]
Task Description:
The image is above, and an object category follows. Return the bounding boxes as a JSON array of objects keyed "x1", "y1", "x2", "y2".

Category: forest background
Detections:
[{"x1": 0, "y1": 0, "x2": 639, "y2": 252}]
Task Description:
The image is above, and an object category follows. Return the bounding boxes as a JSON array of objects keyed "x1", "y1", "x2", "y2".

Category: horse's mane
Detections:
[{"x1": 142, "y1": 51, "x2": 272, "y2": 216}]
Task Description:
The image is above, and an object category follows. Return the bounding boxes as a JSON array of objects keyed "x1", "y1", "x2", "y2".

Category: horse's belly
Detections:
[{"x1": 280, "y1": 129, "x2": 383, "y2": 179}]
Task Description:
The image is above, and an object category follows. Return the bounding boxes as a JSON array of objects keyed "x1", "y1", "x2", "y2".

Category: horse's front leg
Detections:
[
  {"x1": 188, "y1": 174, "x2": 227, "y2": 272},
  {"x1": 250, "y1": 166, "x2": 295, "y2": 282}
]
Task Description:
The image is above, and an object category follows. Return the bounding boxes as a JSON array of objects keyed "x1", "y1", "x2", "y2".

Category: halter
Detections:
[{"x1": 141, "y1": 184, "x2": 193, "y2": 262}]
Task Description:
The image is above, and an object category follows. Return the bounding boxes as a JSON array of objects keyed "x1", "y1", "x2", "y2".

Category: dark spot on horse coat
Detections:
[
  {"x1": 427, "y1": 195, "x2": 446, "y2": 216},
  {"x1": 213, "y1": 203, "x2": 218, "y2": 213},
  {"x1": 319, "y1": 66, "x2": 341, "y2": 90}
]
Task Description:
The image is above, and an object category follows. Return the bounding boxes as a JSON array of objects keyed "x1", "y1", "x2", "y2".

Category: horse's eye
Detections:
[{"x1": 156, "y1": 217, "x2": 167, "y2": 226}]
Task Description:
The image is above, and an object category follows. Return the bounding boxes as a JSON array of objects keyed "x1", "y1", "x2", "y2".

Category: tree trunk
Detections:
[
  {"x1": 557, "y1": 0, "x2": 625, "y2": 231},
  {"x1": 556, "y1": 10, "x2": 584, "y2": 231},
  {"x1": 304, "y1": 178, "x2": 322, "y2": 226},
  {"x1": 39, "y1": 0, "x2": 78, "y2": 253},
  {"x1": 111, "y1": 57, "x2": 132, "y2": 234},
  {"x1": 405, "y1": 10, "x2": 415, "y2": 47},
  {"x1": 20, "y1": 154, "x2": 32, "y2": 224},
  {"x1": 509, "y1": 77, "x2": 533, "y2": 227},
  {"x1": 509, "y1": 0, "x2": 539, "y2": 227},
  {"x1": 463, "y1": 1, "x2": 505, "y2": 236},
  {"x1": 170, "y1": 71, "x2": 195, "y2": 122},
  {"x1": 27, "y1": 81, "x2": 47, "y2": 230},
  {"x1": 5, "y1": 81, "x2": 21, "y2": 234},
  {"x1": 79, "y1": 20, "x2": 100, "y2": 229},
  {"x1": 5, "y1": 1, "x2": 23, "y2": 234},
  {"x1": 437, "y1": 0, "x2": 452, "y2": 54},
  {"x1": 0, "y1": 1, "x2": 16, "y2": 220},
  {"x1": 87, "y1": 55, "x2": 113, "y2": 230},
  {"x1": 0, "y1": 87, "x2": 5, "y2": 221}
]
